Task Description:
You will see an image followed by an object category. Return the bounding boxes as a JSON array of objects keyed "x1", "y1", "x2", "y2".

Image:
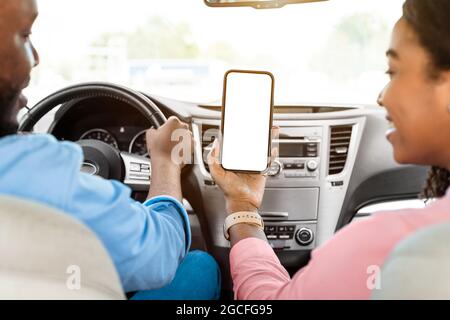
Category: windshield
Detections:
[{"x1": 26, "y1": 0, "x2": 404, "y2": 106}]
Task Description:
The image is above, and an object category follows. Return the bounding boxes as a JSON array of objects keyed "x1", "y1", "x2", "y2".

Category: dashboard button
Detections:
[
  {"x1": 293, "y1": 163, "x2": 305, "y2": 169},
  {"x1": 307, "y1": 160, "x2": 319, "y2": 171},
  {"x1": 295, "y1": 228, "x2": 314, "y2": 246},
  {"x1": 284, "y1": 172, "x2": 296, "y2": 178},
  {"x1": 283, "y1": 163, "x2": 295, "y2": 170},
  {"x1": 285, "y1": 171, "x2": 305, "y2": 178},
  {"x1": 267, "y1": 161, "x2": 282, "y2": 176}
]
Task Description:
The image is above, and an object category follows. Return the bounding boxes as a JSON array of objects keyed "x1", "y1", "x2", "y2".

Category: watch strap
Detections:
[{"x1": 223, "y1": 211, "x2": 264, "y2": 240}]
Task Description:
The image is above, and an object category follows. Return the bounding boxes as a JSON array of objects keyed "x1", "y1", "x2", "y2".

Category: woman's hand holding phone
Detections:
[
  {"x1": 208, "y1": 127, "x2": 278, "y2": 246},
  {"x1": 208, "y1": 127, "x2": 279, "y2": 216}
]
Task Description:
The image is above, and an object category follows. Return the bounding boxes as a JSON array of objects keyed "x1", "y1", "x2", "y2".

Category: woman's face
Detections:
[{"x1": 379, "y1": 18, "x2": 450, "y2": 168}]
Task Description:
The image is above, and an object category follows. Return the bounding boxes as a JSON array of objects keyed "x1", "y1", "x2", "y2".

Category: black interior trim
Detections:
[{"x1": 336, "y1": 166, "x2": 429, "y2": 231}]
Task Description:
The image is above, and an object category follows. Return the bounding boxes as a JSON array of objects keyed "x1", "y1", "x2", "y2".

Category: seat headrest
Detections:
[
  {"x1": 0, "y1": 195, "x2": 125, "y2": 300},
  {"x1": 372, "y1": 221, "x2": 450, "y2": 300}
]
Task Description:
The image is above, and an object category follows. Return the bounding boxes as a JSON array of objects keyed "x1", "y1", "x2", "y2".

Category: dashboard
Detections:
[
  {"x1": 44, "y1": 90, "x2": 429, "y2": 290},
  {"x1": 50, "y1": 97, "x2": 152, "y2": 158},
  {"x1": 79, "y1": 127, "x2": 148, "y2": 157}
]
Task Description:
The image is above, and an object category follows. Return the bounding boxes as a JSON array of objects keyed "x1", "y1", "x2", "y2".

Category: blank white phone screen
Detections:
[{"x1": 221, "y1": 72, "x2": 273, "y2": 172}]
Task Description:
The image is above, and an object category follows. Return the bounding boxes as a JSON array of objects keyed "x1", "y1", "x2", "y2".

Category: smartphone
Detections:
[{"x1": 220, "y1": 70, "x2": 275, "y2": 173}]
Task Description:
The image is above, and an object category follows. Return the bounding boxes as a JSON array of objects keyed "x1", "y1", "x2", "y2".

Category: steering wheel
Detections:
[{"x1": 18, "y1": 82, "x2": 167, "y2": 191}]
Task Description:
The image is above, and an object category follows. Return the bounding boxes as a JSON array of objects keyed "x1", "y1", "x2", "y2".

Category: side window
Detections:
[{"x1": 354, "y1": 199, "x2": 429, "y2": 221}]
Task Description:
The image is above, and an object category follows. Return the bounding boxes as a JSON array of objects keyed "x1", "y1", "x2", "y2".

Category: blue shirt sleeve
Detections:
[
  {"x1": 66, "y1": 173, "x2": 192, "y2": 292},
  {"x1": 144, "y1": 195, "x2": 192, "y2": 252},
  {"x1": 0, "y1": 134, "x2": 192, "y2": 292}
]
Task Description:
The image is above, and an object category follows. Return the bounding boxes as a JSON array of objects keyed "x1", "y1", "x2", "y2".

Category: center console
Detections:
[
  {"x1": 261, "y1": 126, "x2": 322, "y2": 251},
  {"x1": 191, "y1": 114, "x2": 364, "y2": 262},
  {"x1": 187, "y1": 106, "x2": 368, "y2": 292}
]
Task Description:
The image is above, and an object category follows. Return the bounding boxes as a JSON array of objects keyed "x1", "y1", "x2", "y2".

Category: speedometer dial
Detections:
[
  {"x1": 129, "y1": 130, "x2": 149, "y2": 157},
  {"x1": 80, "y1": 129, "x2": 119, "y2": 149}
]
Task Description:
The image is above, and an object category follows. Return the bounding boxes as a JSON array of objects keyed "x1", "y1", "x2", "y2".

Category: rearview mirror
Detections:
[{"x1": 204, "y1": 0, "x2": 328, "y2": 9}]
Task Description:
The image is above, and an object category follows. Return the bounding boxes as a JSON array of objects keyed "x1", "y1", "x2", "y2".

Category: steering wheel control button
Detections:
[
  {"x1": 141, "y1": 164, "x2": 151, "y2": 173},
  {"x1": 130, "y1": 163, "x2": 141, "y2": 172},
  {"x1": 295, "y1": 228, "x2": 314, "y2": 246},
  {"x1": 121, "y1": 153, "x2": 152, "y2": 190},
  {"x1": 129, "y1": 174, "x2": 149, "y2": 181}
]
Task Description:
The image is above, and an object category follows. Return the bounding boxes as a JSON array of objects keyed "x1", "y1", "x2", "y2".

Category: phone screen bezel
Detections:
[{"x1": 220, "y1": 69, "x2": 275, "y2": 173}]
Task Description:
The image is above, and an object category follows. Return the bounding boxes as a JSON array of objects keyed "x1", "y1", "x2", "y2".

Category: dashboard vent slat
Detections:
[{"x1": 328, "y1": 125, "x2": 353, "y2": 175}]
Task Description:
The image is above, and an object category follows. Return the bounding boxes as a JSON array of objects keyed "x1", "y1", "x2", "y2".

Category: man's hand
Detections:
[
  {"x1": 207, "y1": 127, "x2": 279, "y2": 215},
  {"x1": 146, "y1": 116, "x2": 194, "y2": 202},
  {"x1": 146, "y1": 116, "x2": 194, "y2": 171}
]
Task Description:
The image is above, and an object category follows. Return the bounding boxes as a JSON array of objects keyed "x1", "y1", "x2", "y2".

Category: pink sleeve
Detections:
[
  {"x1": 230, "y1": 238, "x2": 291, "y2": 300},
  {"x1": 230, "y1": 214, "x2": 414, "y2": 300}
]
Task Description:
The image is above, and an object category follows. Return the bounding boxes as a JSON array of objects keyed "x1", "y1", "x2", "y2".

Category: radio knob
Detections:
[
  {"x1": 307, "y1": 160, "x2": 318, "y2": 171},
  {"x1": 295, "y1": 228, "x2": 314, "y2": 246},
  {"x1": 266, "y1": 160, "x2": 282, "y2": 176}
]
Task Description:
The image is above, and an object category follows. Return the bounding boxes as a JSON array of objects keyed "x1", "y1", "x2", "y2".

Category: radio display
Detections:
[
  {"x1": 279, "y1": 143, "x2": 318, "y2": 158},
  {"x1": 279, "y1": 143, "x2": 305, "y2": 157}
]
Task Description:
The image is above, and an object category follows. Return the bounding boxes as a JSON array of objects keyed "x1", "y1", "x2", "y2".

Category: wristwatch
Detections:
[{"x1": 223, "y1": 211, "x2": 264, "y2": 241}]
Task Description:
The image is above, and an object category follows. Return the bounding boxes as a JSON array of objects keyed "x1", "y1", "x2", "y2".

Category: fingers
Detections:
[
  {"x1": 145, "y1": 127, "x2": 156, "y2": 141},
  {"x1": 145, "y1": 116, "x2": 193, "y2": 168},
  {"x1": 207, "y1": 139, "x2": 219, "y2": 166},
  {"x1": 167, "y1": 116, "x2": 189, "y2": 129},
  {"x1": 207, "y1": 139, "x2": 225, "y2": 179},
  {"x1": 146, "y1": 116, "x2": 191, "y2": 139},
  {"x1": 211, "y1": 139, "x2": 220, "y2": 158}
]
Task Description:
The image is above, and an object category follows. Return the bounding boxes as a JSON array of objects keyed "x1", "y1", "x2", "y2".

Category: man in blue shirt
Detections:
[{"x1": 0, "y1": 0, "x2": 220, "y2": 300}]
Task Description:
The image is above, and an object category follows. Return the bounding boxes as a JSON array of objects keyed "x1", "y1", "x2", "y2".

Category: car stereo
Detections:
[{"x1": 266, "y1": 136, "x2": 321, "y2": 179}]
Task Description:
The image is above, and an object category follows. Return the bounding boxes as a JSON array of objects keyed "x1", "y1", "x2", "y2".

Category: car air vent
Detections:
[
  {"x1": 200, "y1": 124, "x2": 220, "y2": 173},
  {"x1": 328, "y1": 125, "x2": 353, "y2": 175}
]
